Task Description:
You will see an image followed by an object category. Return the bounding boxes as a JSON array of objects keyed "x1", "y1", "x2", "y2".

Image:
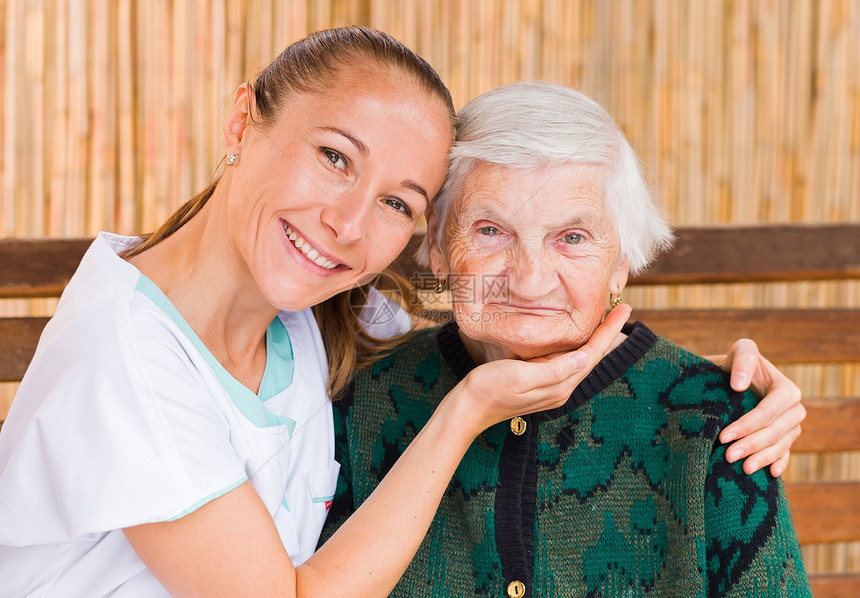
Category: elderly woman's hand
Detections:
[
  {"x1": 452, "y1": 304, "x2": 632, "y2": 436},
  {"x1": 708, "y1": 339, "x2": 805, "y2": 477}
]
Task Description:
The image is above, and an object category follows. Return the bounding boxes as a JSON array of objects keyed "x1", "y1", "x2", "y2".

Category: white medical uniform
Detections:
[{"x1": 0, "y1": 233, "x2": 347, "y2": 597}]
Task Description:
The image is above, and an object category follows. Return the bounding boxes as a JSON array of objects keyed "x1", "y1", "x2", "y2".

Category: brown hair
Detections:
[
  {"x1": 313, "y1": 269, "x2": 422, "y2": 399},
  {"x1": 125, "y1": 26, "x2": 456, "y2": 399}
]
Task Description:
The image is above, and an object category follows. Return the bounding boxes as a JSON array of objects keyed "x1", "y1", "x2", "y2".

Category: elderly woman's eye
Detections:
[
  {"x1": 479, "y1": 226, "x2": 500, "y2": 236},
  {"x1": 564, "y1": 233, "x2": 583, "y2": 244}
]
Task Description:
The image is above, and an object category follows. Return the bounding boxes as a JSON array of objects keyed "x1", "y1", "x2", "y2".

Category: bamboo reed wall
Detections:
[{"x1": 1, "y1": 0, "x2": 859, "y2": 576}]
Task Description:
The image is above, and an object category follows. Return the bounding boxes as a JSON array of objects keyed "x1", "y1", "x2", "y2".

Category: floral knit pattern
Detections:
[{"x1": 320, "y1": 322, "x2": 811, "y2": 597}]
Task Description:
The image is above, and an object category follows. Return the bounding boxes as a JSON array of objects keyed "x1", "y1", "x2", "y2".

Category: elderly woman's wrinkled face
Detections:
[{"x1": 430, "y1": 162, "x2": 629, "y2": 360}]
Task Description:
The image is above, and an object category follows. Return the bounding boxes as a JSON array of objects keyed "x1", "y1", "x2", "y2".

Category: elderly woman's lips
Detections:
[{"x1": 493, "y1": 303, "x2": 568, "y2": 313}]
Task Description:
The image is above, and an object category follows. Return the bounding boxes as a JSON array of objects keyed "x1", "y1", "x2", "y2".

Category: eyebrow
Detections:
[
  {"x1": 558, "y1": 212, "x2": 602, "y2": 229},
  {"x1": 459, "y1": 197, "x2": 604, "y2": 231},
  {"x1": 321, "y1": 126, "x2": 429, "y2": 204},
  {"x1": 321, "y1": 126, "x2": 369, "y2": 157},
  {"x1": 402, "y1": 180, "x2": 430, "y2": 204}
]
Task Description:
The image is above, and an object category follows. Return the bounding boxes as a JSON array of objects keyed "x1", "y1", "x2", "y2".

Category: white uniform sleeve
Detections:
[
  {"x1": 359, "y1": 286, "x2": 413, "y2": 339},
  {"x1": 0, "y1": 294, "x2": 247, "y2": 544}
]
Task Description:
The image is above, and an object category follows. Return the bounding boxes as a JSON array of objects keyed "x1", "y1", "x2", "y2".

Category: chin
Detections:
[
  {"x1": 471, "y1": 330, "x2": 586, "y2": 360},
  {"x1": 266, "y1": 285, "x2": 326, "y2": 313},
  {"x1": 505, "y1": 326, "x2": 587, "y2": 354},
  {"x1": 457, "y1": 309, "x2": 594, "y2": 359},
  {"x1": 504, "y1": 344, "x2": 561, "y2": 360},
  {"x1": 510, "y1": 341, "x2": 579, "y2": 360}
]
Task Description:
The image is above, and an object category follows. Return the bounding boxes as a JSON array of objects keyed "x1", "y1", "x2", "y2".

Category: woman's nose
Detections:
[
  {"x1": 507, "y1": 248, "x2": 557, "y2": 301},
  {"x1": 320, "y1": 193, "x2": 369, "y2": 244}
]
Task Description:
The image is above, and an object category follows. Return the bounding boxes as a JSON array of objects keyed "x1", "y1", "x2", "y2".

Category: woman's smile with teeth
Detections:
[{"x1": 283, "y1": 222, "x2": 340, "y2": 270}]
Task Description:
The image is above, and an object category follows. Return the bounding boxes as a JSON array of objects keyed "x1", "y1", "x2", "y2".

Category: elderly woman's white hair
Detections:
[{"x1": 419, "y1": 81, "x2": 674, "y2": 275}]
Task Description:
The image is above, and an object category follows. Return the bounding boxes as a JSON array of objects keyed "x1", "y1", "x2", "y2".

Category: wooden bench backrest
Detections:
[{"x1": 2, "y1": 224, "x2": 859, "y2": 594}]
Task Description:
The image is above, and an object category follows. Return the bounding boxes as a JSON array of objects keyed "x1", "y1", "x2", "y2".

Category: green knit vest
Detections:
[{"x1": 322, "y1": 322, "x2": 811, "y2": 597}]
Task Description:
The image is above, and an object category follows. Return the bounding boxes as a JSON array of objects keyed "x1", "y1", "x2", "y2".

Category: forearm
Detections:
[
  {"x1": 125, "y1": 399, "x2": 472, "y2": 598},
  {"x1": 302, "y1": 307, "x2": 631, "y2": 595},
  {"x1": 299, "y1": 396, "x2": 476, "y2": 597}
]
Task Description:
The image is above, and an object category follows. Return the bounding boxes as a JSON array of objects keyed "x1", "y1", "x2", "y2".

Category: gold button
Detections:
[
  {"x1": 510, "y1": 416, "x2": 527, "y2": 436},
  {"x1": 507, "y1": 580, "x2": 526, "y2": 597}
]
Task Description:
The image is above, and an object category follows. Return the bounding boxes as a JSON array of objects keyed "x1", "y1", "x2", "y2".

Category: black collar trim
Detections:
[{"x1": 436, "y1": 319, "x2": 657, "y2": 419}]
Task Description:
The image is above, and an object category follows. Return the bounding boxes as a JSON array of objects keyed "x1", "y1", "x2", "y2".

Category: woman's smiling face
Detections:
[
  {"x1": 430, "y1": 161, "x2": 629, "y2": 360},
  {"x1": 226, "y1": 70, "x2": 452, "y2": 312}
]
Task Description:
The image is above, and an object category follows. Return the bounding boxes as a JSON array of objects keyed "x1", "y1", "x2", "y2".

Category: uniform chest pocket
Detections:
[
  {"x1": 307, "y1": 463, "x2": 340, "y2": 510},
  {"x1": 276, "y1": 463, "x2": 341, "y2": 564}
]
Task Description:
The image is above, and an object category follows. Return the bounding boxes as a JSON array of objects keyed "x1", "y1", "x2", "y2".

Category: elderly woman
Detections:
[{"x1": 321, "y1": 82, "x2": 811, "y2": 597}]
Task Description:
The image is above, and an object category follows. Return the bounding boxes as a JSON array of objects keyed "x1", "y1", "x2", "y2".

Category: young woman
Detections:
[{"x1": 0, "y1": 27, "x2": 802, "y2": 598}]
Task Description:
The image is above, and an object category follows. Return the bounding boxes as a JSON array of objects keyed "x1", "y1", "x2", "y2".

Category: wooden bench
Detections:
[
  {"x1": 625, "y1": 224, "x2": 860, "y2": 598},
  {"x1": 2, "y1": 224, "x2": 860, "y2": 595}
]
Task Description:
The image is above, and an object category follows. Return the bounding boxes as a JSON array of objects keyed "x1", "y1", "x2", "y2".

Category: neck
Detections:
[
  {"x1": 457, "y1": 331, "x2": 522, "y2": 364},
  {"x1": 127, "y1": 185, "x2": 279, "y2": 390}
]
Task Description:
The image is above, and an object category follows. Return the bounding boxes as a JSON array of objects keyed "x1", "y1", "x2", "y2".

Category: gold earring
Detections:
[
  {"x1": 434, "y1": 278, "x2": 444, "y2": 294},
  {"x1": 609, "y1": 293, "x2": 623, "y2": 308},
  {"x1": 227, "y1": 152, "x2": 239, "y2": 165}
]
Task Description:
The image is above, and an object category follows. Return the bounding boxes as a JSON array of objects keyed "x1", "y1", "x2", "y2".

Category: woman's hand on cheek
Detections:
[
  {"x1": 710, "y1": 339, "x2": 805, "y2": 477},
  {"x1": 452, "y1": 303, "x2": 632, "y2": 436}
]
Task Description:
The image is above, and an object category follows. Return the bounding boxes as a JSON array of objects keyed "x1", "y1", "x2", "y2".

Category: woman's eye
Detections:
[
  {"x1": 383, "y1": 198, "x2": 413, "y2": 218},
  {"x1": 479, "y1": 226, "x2": 500, "y2": 236},
  {"x1": 564, "y1": 233, "x2": 583, "y2": 244},
  {"x1": 322, "y1": 148, "x2": 348, "y2": 171}
]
